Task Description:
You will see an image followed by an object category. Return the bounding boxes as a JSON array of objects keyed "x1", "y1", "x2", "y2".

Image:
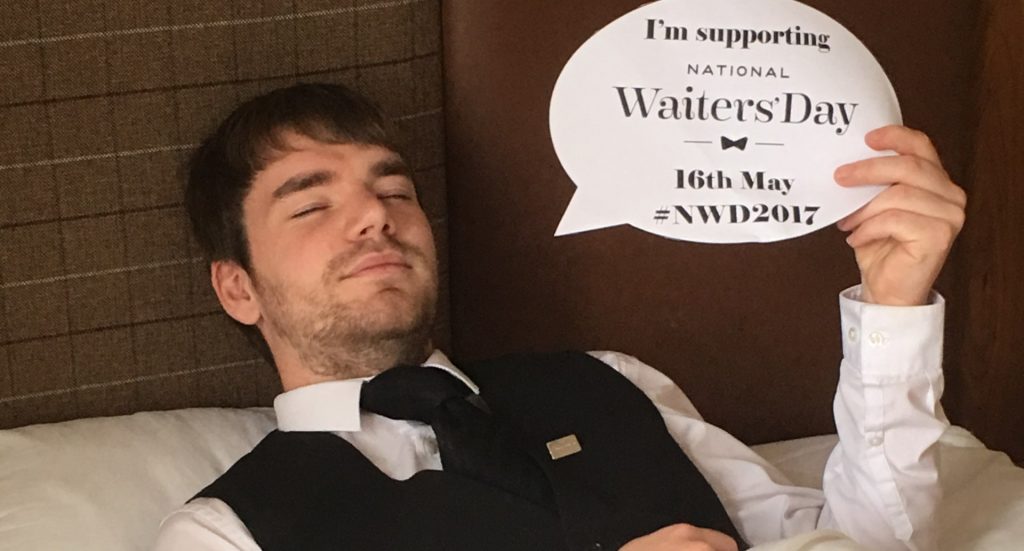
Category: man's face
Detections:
[{"x1": 241, "y1": 132, "x2": 438, "y2": 378}]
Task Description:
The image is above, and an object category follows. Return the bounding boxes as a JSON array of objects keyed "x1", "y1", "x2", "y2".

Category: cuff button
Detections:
[{"x1": 868, "y1": 331, "x2": 887, "y2": 346}]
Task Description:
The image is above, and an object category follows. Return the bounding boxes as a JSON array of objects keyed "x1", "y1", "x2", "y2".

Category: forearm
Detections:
[{"x1": 819, "y1": 286, "x2": 948, "y2": 550}]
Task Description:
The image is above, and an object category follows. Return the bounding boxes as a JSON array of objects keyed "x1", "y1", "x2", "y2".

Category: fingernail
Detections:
[
  {"x1": 834, "y1": 165, "x2": 852, "y2": 183},
  {"x1": 864, "y1": 127, "x2": 886, "y2": 148}
]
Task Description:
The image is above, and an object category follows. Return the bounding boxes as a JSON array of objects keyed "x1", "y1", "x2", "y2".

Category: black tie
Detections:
[{"x1": 360, "y1": 365, "x2": 554, "y2": 508}]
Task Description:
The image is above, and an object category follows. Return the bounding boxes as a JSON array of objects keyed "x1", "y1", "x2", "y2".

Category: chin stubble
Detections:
[{"x1": 255, "y1": 238, "x2": 438, "y2": 379}]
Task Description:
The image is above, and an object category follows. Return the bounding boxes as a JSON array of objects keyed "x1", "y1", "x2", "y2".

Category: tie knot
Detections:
[{"x1": 360, "y1": 365, "x2": 474, "y2": 423}]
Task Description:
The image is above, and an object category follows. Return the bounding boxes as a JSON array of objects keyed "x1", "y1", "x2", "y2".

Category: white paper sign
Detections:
[{"x1": 550, "y1": 0, "x2": 901, "y2": 243}]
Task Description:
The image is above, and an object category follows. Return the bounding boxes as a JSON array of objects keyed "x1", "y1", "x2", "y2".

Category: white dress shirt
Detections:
[{"x1": 153, "y1": 286, "x2": 947, "y2": 551}]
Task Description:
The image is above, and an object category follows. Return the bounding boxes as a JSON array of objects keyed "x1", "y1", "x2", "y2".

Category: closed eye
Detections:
[
  {"x1": 380, "y1": 192, "x2": 413, "y2": 201},
  {"x1": 291, "y1": 205, "x2": 326, "y2": 219},
  {"x1": 378, "y1": 182, "x2": 417, "y2": 202}
]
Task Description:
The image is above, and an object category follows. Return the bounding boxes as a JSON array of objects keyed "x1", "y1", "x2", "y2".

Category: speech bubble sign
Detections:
[{"x1": 550, "y1": 0, "x2": 901, "y2": 243}]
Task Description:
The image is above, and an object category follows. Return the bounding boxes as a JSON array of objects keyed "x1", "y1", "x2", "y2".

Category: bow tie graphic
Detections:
[{"x1": 720, "y1": 136, "x2": 749, "y2": 151}]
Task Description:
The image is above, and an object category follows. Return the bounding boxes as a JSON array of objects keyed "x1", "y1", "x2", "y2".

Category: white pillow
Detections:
[
  {"x1": 933, "y1": 427, "x2": 1024, "y2": 550},
  {"x1": 0, "y1": 408, "x2": 275, "y2": 551}
]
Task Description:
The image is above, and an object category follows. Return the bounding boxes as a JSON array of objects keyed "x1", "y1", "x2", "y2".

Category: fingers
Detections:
[
  {"x1": 845, "y1": 209, "x2": 957, "y2": 252},
  {"x1": 837, "y1": 184, "x2": 965, "y2": 233},
  {"x1": 834, "y1": 155, "x2": 964, "y2": 207},
  {"x1": 834, "y1": 126, "x2": 967, "y2": 218},
  {"x1": 864, "y1": 124, "x2": 941, "y2": 165},
  {"x1": 833, "y1": 126, "x2": 967, "y2": 242}
]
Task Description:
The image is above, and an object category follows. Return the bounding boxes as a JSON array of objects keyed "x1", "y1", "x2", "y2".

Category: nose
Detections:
[{"x1": 346, "y1": 187, "x2": 393, "y2": 240}]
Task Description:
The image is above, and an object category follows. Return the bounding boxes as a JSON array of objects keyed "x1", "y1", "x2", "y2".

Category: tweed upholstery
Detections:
[{"x1": 0, "y1": 0, "x2": 448, "y2": 428}]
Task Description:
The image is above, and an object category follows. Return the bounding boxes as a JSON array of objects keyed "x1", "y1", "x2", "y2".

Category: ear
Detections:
[{"x1": 210, "y1": 260, "x2": 261, "y2": 325}]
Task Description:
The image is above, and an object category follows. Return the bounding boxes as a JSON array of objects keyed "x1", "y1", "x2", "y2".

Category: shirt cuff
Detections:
[{"x1": 838, "y1": 284, "x2": 945, "y2": 379}]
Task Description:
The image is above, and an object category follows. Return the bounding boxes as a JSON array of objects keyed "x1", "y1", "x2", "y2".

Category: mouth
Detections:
[{"x1": 344, "y1": 251, "x2": 412, "y2": 279}]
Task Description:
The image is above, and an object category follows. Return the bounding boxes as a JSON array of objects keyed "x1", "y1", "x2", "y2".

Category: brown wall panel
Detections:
[
  {"x1": 947, "y1": 0, "x2": 1024, "y2": 462},
  {"x1": 0, "y1": 1, "x2": 449, "y2": 428},
  {"x1": 443, "y1": 1, "x2": 984, "y2": 445}
]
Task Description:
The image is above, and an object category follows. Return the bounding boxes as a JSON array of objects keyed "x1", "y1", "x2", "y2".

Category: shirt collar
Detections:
[{"x1": 273, "y1": 350, "x2": 478, "y2": 433}]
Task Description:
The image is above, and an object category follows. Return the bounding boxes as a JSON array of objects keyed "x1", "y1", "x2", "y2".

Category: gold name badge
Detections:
[{"x1": 546, "y1": 434, "x2": 582, "y2": 460}]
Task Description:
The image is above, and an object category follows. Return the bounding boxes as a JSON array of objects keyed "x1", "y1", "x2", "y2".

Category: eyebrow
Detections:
[
  {"x1": 270, "y1": 155, "x2": 413, "y2": 202},
  {"x1": 371, "y1": 155, "x2": 413, "y2": 181},
  {"x1": 272, "y1": 170, "x2": 335, "y2": 200}
]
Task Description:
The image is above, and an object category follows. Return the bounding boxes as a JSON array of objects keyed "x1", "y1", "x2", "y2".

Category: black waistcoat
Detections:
[{"x1": 195, "y1": 351, "x2": 747, "y2": 550}]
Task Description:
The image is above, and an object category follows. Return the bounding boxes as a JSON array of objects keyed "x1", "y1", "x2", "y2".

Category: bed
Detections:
[{"x1": 1, "y1": 409, "x2": 1022, "y2": 549}]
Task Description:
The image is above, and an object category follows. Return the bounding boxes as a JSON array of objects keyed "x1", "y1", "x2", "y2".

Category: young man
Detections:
[{"x1": 153, "y1": 83, "x2": 965, "y2": 551}]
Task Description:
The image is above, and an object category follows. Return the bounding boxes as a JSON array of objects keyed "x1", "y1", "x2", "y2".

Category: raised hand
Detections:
[{"x1": 835, "y1": 125, "x2": 967, "y2": 306}]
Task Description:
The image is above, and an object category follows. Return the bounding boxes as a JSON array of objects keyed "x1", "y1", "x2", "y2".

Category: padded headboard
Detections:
[
  {"x1": 3, "y1": 1, "x2": 1021, "y2": 462},
  {"x1": 0, "y1": 0, "x2": 448, "y2": 428}
]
